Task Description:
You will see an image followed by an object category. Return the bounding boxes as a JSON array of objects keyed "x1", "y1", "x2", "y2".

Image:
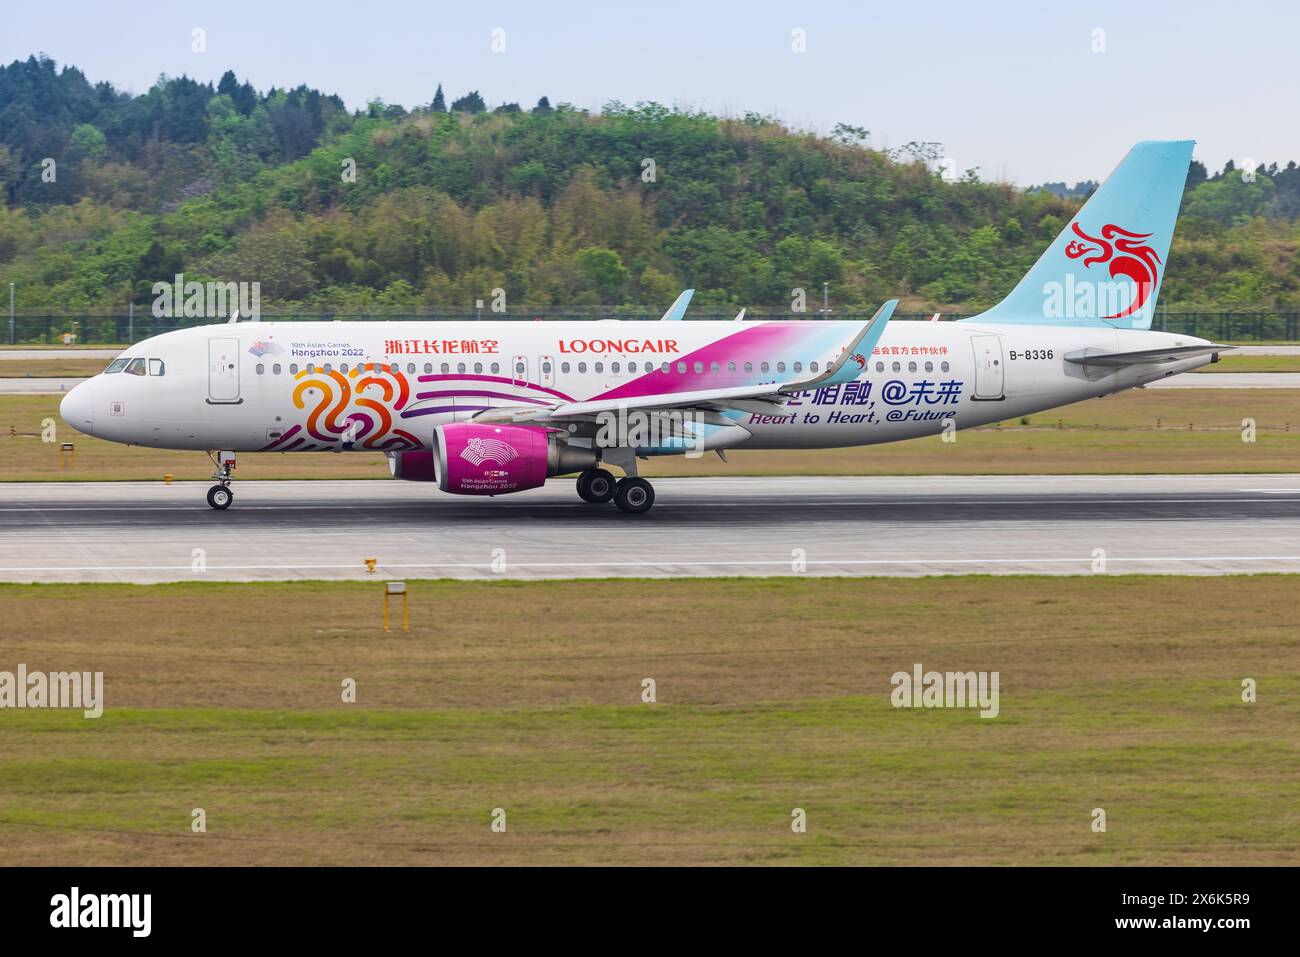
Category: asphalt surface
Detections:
[{"x1": 1, "y1": 475, "x2": 1298, "y2": 583}]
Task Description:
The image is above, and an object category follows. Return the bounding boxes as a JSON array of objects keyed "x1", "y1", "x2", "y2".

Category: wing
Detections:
[
  {"x1": 658, "y1": 288, "x2": 694, "y2": 321},
  {"x1": 474, "y1": 300, "x2": 896, "y2": 428}
]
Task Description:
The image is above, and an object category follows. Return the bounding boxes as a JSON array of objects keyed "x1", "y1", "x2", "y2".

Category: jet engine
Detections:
[{"x1": 388, "y1": 423, "x2": 598, "y2": 495}]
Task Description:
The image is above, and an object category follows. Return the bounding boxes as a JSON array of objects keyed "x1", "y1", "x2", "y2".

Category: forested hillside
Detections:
[{"x1": 2, "y1": 55, "x2": 1298, "y2": 314}]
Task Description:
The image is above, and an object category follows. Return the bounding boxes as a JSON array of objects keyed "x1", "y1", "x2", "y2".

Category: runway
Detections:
[{"x1": 2, "y1": 474, "x2": 1299, "y2": 583}]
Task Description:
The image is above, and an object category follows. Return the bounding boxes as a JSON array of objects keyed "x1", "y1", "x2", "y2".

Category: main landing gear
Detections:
[
  {"x1": 206, "y1": 451, "x2": 235, "y2": 510},
  {"x1": 575, "y1": 468, "x2": 655, "y2": 514}
]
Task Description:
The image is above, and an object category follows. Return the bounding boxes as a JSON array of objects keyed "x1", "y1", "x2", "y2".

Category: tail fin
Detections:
[{"x1": 962, "y1": 140, "x2": 1194, "y2": 329}]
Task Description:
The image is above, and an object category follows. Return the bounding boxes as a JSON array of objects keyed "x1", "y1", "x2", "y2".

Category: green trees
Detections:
[{"x1": 2, "y1": 55, "x2": 1300, "y2": 313}]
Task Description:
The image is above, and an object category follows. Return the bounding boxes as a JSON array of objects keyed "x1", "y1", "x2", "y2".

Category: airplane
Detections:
[{"x1": 60, "y1": 140, "x2": 1225, "y2": 515}]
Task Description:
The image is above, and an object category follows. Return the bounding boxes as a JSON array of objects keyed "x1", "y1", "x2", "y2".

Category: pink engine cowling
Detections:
[
  {"x1": 432, "y1": 423, "x2": 551, "y2": 495},
  {"x1": 388, "y1": 423, "x2": 599, "y2": 493}
]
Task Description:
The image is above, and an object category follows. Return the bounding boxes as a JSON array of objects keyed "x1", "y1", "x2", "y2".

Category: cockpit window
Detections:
[
  {"x1": 124, "y1": 358, "x2": 147, "y2": 376},
  {"x1": 148, "y1": 358, "x2": 165, "y2": 376},
  {"x1": 103, "y1": 358, "x2": 128, "y2": 374}
]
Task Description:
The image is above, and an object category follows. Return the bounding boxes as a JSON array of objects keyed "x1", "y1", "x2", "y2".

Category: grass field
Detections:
[
  {"x1": 0, "y1": 575, "x2": 1295, "y2": 865},
  {"x1": 4, "y1": 389, "x2": 1298, "y2": 481}
]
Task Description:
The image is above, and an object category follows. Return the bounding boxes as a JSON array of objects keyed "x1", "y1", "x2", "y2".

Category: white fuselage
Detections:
[{"x1": 59, "y1": 319, "x2": 1215, "y2": 454}]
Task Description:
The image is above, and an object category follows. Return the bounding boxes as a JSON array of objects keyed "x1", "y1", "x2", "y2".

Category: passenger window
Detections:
[
  {"x1": 611, "y1": 362, "x2": 619, "y2": 373},
  {"x1": 710, "y1": 361, "x2": 719, "y2": 373},
  {"x1": 543, "y1": 361, "x2": 552, "y2": 374},
  {"x1": 809, "y1": 361, "x2": 818, "y2": 372},
  {"x1": 125, "y1": 358, "x2": 146, "y2": 376},
  {"x1": 407, "y1": 363, "x2": 415, "y2": 374},
  {"x1": 457, "y1": 362, "x2": 467, "y2": 374},
  {"x1": 389, "y1": 363, "x2": 398, "y2": 373},
  {"x1": 256, "y1": 363, "x2": 265, "y2": 375},
  {"x1": 561, "y1": 362, "x2": 570, "y2": 373},
  {"x1": 594, "y1": 362, "x2": 604, "y2": 374},
  {"x1": 876, "y1": 361, "x2": 885, "y2": 372},
  {"x1": 103, "y1": 358, "x2": 128, "y2": 374},
  {"x1": 760, "y1": 362, "x2": 769, "y2": 373},
  {"x1": 628, "y1": 361, "x2": 637, "y2": 373},
  {"x1": 272, "y1": 363, "x2": 282, "y2": 375},
  {"x1": 693, "y1": 361, "x2": 703, "y2": 374},
  {"x1": 925, "y1": 361, "x2": 934, "y2": 372},
  {"x1": 474, "y1": 362, "x2": 483, "y2": 374},
  {"x1": 908, "y1": 361, "x2": 917, "y2": 373},
  {"x1": 661, "y1": 362, "x2": 670, "y2": 373},
  {"x1": 777, "y1": 362, "x2": 786, "y2": 373},
  {"x1": 148, "y1": 358, "x2": 165, "y2": 376},
  {"x1": 578, "y1": 362, "x2": 587, "y2": 373},
  {"x1": 891, "y1": 361, "x2": 901, "y2": 372},
  {"x1": 306, "y1": 363, "x2": 316, "y2": 374},
  {"x1": 793, "y1": 362, "x2": 802, "y2": 373},
  {"x1": 423, "y1": 363, "x2": 432, "y2": 374},
  {"x1": 323, "y1": 363, "x2": 332, "y2": 372},
  {"x1": 441, "y1": 363, "x2": 450, "y2": 374},
  {"x1": 941, "y1": 361, "x2": 950, "y2": 372},
  {"x1": 340, "y1": 363, "x2": 349, "y2": 374},
  {"x1": 744, "y1": 362, "x2": 752, "y2": 373},
  {"x1": 490, "y1": 362, "x2": 500, "y2": 374},
  {"x1": 677, "y1": 362, "x2": 686, "y2": 373},
  {"x1": 290, "y1": 363, "x2": 299, "y2": 375}
]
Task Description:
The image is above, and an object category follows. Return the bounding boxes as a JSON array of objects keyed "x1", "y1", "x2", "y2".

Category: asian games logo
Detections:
[
  {"x1": 248, "y1": 339, "x2": 285, "y2": 358},
  {"x1": 460, "y1": 436, "x2": 518, "y2": 467},
  {"x1": 1063, "y1": 222, "x2": 1161, "y2": 320}
]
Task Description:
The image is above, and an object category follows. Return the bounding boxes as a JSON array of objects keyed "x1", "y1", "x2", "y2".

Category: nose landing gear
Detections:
[
  {"x1": 206, "y1": 451, "x2": 236, "y2": 510},
  {"x1": 206, "y1": 485, "x2": 233, "y2": 510}
]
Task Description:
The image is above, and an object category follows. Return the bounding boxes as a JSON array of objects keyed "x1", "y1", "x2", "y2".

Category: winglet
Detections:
[
  {"x1": 791, "y1": 298, "x2": 896, "y2": 390},
  {"x1": 733, "y1": 308, "x2": 746, "y2": 322},
  {"x1": 659, "y1": 288, "x2": 694, "y2": 321}
]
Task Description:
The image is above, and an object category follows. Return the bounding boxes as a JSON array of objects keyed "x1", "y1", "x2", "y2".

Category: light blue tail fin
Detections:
[{"x1": 962, "y1": 140, "x2": 1194, "y2": 329}]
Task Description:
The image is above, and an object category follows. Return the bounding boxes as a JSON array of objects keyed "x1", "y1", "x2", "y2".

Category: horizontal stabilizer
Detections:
[{"x1": 1064, "y1": 344, "x2": 1229, "y2": 367}]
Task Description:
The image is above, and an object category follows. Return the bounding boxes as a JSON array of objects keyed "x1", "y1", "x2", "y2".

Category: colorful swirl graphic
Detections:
[{"x1": 262, "y1": 362, "x2": 421, "y2": 451}]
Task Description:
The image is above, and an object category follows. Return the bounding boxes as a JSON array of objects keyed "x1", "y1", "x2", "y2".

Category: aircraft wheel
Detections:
[
  {"x1": 613, "y1": 477, "x2": 655, "y2": 514},
  {"x1": 207, "y1": 485, "x2": 233, "y2": 510},
  {"x1": 576, "y1": 468, "x2": 617, "y2": 503}
]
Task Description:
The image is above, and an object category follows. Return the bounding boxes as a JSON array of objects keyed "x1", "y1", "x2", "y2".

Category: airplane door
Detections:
[
  {"x1": 970, "y1": 334, "x2": 1004, "y2": 400},
  {"x1": 538, "y1": 354, "x2": 555, "y2": 388},
  {"x1": 207, "y1": 337, "x2": 242, "y2": 403},
  {"x1": 512, "y1": 354, "x2": 528, "y2": 387}
]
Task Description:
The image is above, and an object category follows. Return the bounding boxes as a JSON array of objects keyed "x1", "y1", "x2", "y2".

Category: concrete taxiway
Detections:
[
  {"x1": 1, "y1": 474, "x2": 1298, "y2": 583},
  {"x1": 0, "y1": 378, "x2": 86, "y2": 394},
  {"x1": 0, "y1": 350, "x2": 119, "y2": 361},
  {"x1": 1149, "y1": 373, "x2": 1300, "y2": 388}
]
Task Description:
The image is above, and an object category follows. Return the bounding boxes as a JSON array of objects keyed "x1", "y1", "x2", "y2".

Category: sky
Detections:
[{"x1": 3, "y1": 0, "x2": 1296, "y2": 186}]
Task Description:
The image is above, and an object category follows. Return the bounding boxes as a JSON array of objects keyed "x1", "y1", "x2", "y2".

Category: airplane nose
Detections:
[{"x1": 60, "y1": 381, "x2": 96, "y2": 437}]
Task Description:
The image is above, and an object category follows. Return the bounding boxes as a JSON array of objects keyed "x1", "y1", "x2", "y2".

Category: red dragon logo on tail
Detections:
[{"x1": 1063, "y1": 222, "x2": 1161, "y2": 320}]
